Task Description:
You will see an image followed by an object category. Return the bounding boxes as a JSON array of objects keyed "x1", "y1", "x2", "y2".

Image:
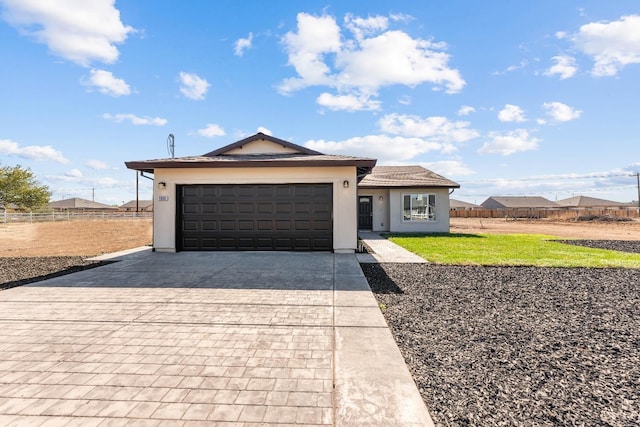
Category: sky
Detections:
[{"x1": 1, "y1": 0, "x2": 639, "y2": 206}]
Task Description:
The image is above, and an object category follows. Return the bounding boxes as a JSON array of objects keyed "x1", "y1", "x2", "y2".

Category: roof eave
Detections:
[
  {"x1": 125, "y1": 158, "x2": 377, "y2": 172},
  {"x1": 358, "y1": 183, "x2": 461, "y2": 189}
]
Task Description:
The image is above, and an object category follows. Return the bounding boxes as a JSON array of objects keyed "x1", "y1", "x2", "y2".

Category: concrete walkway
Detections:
[
  {"x1": 357, "y1": 232, "x2": 427, "y2": 263},
  {"x1": 0, "y1": 250, "x2": 433, "y2": 426}
]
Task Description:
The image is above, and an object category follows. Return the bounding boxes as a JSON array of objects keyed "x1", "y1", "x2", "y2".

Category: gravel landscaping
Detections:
[
  {"x1": 362, "y1": 241, "x2": 640, "y2": 426},
  {"x1": 0, "y1": 257, "x2": 109, "y2": 290}
]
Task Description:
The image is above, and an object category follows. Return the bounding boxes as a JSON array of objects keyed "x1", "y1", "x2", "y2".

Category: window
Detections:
[{"x1": 403, "y1": 193, "x2": 436, "y2": 221}]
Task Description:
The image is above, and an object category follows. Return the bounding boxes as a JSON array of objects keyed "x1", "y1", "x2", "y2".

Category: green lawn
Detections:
[{"x1": 386, "y1": 233, "x2": 640, "y2": 268}]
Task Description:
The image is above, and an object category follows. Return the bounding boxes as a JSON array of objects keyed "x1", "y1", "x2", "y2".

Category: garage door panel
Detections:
[
  {"x1": 257, "y1": 220, "x2": 272, "y2": 230},
  {"x1": 295, "y1": 220, "x2": 310, "y2": 230},
  {"x1": 220, "y1": 220, "x2": 235, "y2": 231},
  {"x1": 314, "y1": 202, "x2": 331, "y2": 214},
  {"x1": 238, "y1": 220, "x2": 254, "y2": 231},
  {"x1": 220, "y1": 203, "x2": 235, "y2": 214},
  {"x1": 276, "y1": 220, "x2": 291, "y2": 230},
  {"x1": 257, "y1": 203, "x2": 273, "y2": 214},
  {"x1": 276, "y1": 203, "x2": 291, "y2": 214},
  {"x1": 183, "y1": 221, "x2": 199, "y2": 231},
  {"x1": 202, "y1": 221, "x2": 217, "y2": 231},
  {"x1": 238, "y1": 203, "x2": 253, "y2": 213},
  {"x1": 178, "y1": 184, "x2": 333, "y2": 251}
]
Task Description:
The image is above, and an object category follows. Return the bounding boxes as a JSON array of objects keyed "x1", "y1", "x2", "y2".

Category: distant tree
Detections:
[{"x1": 0, "y1": 164, "x2": 51, "y2": 210}]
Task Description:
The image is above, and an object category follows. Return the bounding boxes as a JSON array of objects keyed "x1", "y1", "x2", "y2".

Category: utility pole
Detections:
[
  {"x1": 92, "y1": 187, "x2": 95, "y2": 202},
  {"x1": 636, "y1": 172, "x2": 640, "y2": 209}
]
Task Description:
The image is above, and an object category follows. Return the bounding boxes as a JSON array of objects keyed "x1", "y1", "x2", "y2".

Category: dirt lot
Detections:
[
  {"x1": 451, "y1": 217, "x2": 640, "y2": 240},
  {"x1": 0, "y1": 219, "x2": 152, "y2": 257},
  {"x1": 1, "y1": 217, "x2": 638, "y2": 258}
]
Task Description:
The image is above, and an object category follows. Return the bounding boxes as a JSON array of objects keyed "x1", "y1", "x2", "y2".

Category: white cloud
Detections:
[
  {"x1": 304, "y1": 113, "x2": 479, "y2": 161},
  {"x1": 571, "y1": 15, "x2": 640, "y2": 76},
  {"x1": 544, "y1": 55, "x2": 577, "y2": 79},
  {"x1": 0, "y1": 138, "x2": 69, "y2": 163},
  {"x1": 420, "y1": 160, "x2": 475, "y2": 177},
  {"x1": 179, "y1": 72, "x2": 210, "y2": 100},
  {"x1": 498, "y1": 104, "x2": 526, "y2": 122},
  {"x1": 457, "y1": 105, "x2": 475, "y2": 116},
  {"x1": 279, "y1": 13, "x2": 341, "y2": 93},
  {"x1": 65, "y1": 169, "x2": 83, "y2": 178},
  {"x1": 344, "y1": 13, "x2": 389, "y2": 41},
  {"x1": 305, "y1": 135, "x2": 444, "y2": 162},
  {"x1": 234, "y1": 32, "x2": 253, "y2": 56},
  {"x1": 257, "y1": 127, "x2": 272, "y2": 136},
  {"x1": 0, "y1": 0, "x2": 134, "y2": 66},
  {"x1": 86, "y1": 159, "x2": 108, "y2": 170},
  {"x1": 317, "y1": 92, "x2": 381, "y2": 111},
  {"x1": 279, "y1": 12, "x2": 465, "y2": 110},
  {"x1": 398, "y1": 95, "x2": 412, "y2": 105},
  {"x1": 102, "y1": 113, "x2": 167, "y2": 126},
  {"x1": 84, "y1": 69, "x2": 131, "y2": 96},
  {"x1": 542, "y1": 102, "x2": 582, "y2": 122},
  {"x1": 46, "y1": 173, "x2": 119, "y2": 186},
  {"x1": 478, "y1": 129, "x2": 540, "y2": 155},
  {"x1": 492, "y1": 60, "x2": 529, "y2": 75},
  {"x1": 378, "y1": 113, "x2": 479, "y2": 143},
  {"x1": 197, "y1": 124, "x2": 225, "y2": 138}
]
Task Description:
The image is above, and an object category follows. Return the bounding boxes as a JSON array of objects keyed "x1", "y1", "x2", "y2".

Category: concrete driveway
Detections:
[{"x1": 0, "y1": 250, "x2": 432, "y2": 426}]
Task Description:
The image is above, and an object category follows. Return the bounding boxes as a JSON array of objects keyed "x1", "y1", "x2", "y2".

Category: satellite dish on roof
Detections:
[{"x1": 167, "y1": 134, "x2": 175, "y2": 158}]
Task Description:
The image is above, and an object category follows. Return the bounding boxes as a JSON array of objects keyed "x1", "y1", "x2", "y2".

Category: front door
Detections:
[{"x1": 358, "y1": 196, "x2": 373, "y2": 230}]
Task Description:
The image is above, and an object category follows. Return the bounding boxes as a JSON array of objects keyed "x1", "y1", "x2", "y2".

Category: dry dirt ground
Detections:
[
  {"x1": 451, "y1": 217, "x2": 640, "y2": 240},
  {"x1": 0, "y1": 219, "x2": 152, "y2": 257}
]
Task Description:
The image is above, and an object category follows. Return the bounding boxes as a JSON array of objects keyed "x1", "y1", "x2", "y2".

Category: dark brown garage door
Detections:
[{"x1": 177, "y1": 184, "x2": 333, "y2": 251}]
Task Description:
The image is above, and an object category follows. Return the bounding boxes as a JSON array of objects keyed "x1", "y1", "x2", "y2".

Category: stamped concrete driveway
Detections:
[{"x1": 0, "y1": 250, "x2": 432, "y2": 426}]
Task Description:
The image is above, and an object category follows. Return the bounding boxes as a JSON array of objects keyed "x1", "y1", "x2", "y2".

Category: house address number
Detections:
[{"x1": 158, "y1": 195, "x2": 169, "y2": 201}]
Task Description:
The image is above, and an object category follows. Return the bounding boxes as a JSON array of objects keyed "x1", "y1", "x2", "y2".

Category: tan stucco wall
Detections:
[
  {"x1": 356, "y1": 189, "x2": 390, "y2": 232},
  {"x1": 152, "y1": 166, "x2": 358, "y2": 252},
  {"x1": 388, "y1": 188, "x2": 452, "y2": 233}
]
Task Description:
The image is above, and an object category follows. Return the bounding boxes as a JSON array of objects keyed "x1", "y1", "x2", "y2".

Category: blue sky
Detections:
[{"x1": 1, "y1": 0, "x2": 639, "y2": 206}]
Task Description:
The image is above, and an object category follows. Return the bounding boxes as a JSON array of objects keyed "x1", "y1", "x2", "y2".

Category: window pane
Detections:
[
  {"x1": 403, "y1": 195, "x2": 411, "y2": 220},
  {"x1": 428, "y1": 194, "x2": 436, "y2": 220},
  {"x1": 402, "y1": 193, "x2": 436, "y2": 221}
]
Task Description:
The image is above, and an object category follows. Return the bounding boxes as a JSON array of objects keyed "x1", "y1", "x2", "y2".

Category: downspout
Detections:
[{"x1": 139, "y1": 171, "x2": 155, "y2": 249}]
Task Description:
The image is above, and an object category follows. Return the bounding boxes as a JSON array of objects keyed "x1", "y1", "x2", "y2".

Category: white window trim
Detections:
[{"x1": 402, "y1": 193, "x2": 437, "y2": 222}]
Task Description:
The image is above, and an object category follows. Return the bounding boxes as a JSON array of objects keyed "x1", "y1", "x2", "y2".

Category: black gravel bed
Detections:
[
  {"x1": 557, "y1": 239, "x2": 640, "y2": 254},
  {"x1": 0, "y1": 257, "x2": 112, "y2": 290},
  {"x1": 362, "y1": 263, "x2": 640, "y2": 426}
]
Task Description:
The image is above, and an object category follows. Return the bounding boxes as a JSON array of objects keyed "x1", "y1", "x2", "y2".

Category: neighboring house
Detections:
[
  {"x1": 120, "y1": 200, "x2": 153, "y2": 212},
  {"x1": 125, "y1": 133, "x2": 460, "y2": 252},
  {"x1": 0, "y1": 202, "x2": 20, "y2": 212},
  {"x1": 450, "y1": 199, "x2": 482, "y2": 210},
  {"x1": 481, "y1": 196, "x2": 559, "y2": 210},
  {"x1": 556, "y1": 195, "x2": 628, "y2": 209},
  {"x1": 49, "y1": 197, "x2": 117, "y2": 211},
  {"x1": 357, "y1": 166, "x2": 459, "y2": 233}
]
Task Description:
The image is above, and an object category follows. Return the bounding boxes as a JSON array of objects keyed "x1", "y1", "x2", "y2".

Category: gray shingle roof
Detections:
[
  {"x1": 556, "y1": 195, "x2": 627, "y2": 207},
  {"x1": 48, "y1": 198, "x2": 117, "y2": 210},
  {"x1": 481, "y1": 196, "x2": 559, "y2": 209},
  {"x1": 358, "y1": 166, "x2": 460, "y2": 188},
  {"x1": 120, "y1": 200, "x2": 153, "y2": 209},
  {"x1": 450, "y1": 199, "x2": 481, "y2": 209}
]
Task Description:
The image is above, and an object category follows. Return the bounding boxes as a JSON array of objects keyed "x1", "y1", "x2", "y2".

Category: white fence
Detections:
[{"x1": 1, "y1": 211, "x2": 152, "y2": 223}]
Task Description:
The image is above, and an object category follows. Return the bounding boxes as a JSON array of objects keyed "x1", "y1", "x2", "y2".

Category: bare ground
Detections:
[
  {"x1": 0, "y1": 219, "x2": 152, "y2": 257},
  {"x1": 451, "y1": 217, "x2": 640, "y2": 240}
]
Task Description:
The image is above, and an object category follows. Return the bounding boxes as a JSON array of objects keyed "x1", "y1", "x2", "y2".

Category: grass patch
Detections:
[{"x1": 385, "y1": 233, "x2": 640, "y2": 268}]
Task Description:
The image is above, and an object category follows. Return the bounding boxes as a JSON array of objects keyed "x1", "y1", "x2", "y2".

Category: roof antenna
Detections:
[{"x1": 167, "y1": 133, "x2": 175, "y2": 158}]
